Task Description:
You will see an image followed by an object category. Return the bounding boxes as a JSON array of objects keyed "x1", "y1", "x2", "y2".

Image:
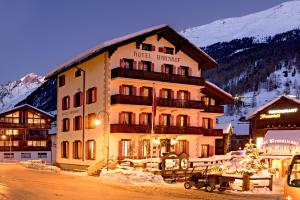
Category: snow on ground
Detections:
[
  {"x1": 20, "y1": 160, "x2": 61, "y2": 172},
  {"x1": 100, "y1": 165, "x2": 165, "y2": 185},
  {"x1": 181, "y1": 1, "x2": 300, "y2": 47}
]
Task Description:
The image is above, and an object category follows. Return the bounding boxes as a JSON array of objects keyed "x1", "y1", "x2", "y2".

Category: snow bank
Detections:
[
  {"x1": 100, "y1": 165, "x2": 165, "y2": 185},
  {"x1": 20, "y1": 160, "x2": 60, "y2": 172}
]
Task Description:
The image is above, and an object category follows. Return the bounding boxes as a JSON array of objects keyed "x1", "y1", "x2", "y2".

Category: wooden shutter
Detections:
[
  {"x1": 62, "y1": 98, "x2": 65, "y2": 110},
  {"x1": 86, "y1": 90, "x2": 89, "y2": 104},
  {"x1": 151, "y1": 63, "x2": 154, "y2": 71},
  {"x1": 186, "y1": 141, "x2": 189, "y2": 155},
  {"x1": 138, "y1": 140, "x2": 143, "y2": 159},
  {"x1": 158, "y1": 47, "x2": 164, "y2": 52},
  {"x1": 177, "y1": 67, "x2": 181, "y2": 75},
  {"x1": 159, "y1": 89, "x2": 163, "y2": 98},
  {"x1": 140, "y1": 87, "x2": 144, "y2": 96},
  {"x1": 119, "y1": 85, "x2": 123, "y2": 95},
  {"x1": 66, "y1": 142, "x2": 69, "y2": 158},
  {"x1": 79, "y1": 141, "x2": 82, "y2": 159},
  {"x1": 120, "y1": 59, "x2": 125, "y2": 68},
  {"x1": 209, "y1": 145, "x2": 214, "y2": 157},
  {"x1": 173, "y1": 66, "x2": 177, "y2": 74},
  {"x1": 66, "y1": 119, "x2": 70, "y2": 131},
  {"x1": 79, "y1": 116, "x2": 83, "y2": 130},
  {"x1": 73, "y1": 118, "x2": 75, "y2": 130},
  {"x1": 73, "y1": 94, "x2": 76, "y2": 107},
  {"x1": 93, "y1": 140, "x2": 96, "y2": 160},
  {"x1": 132, "y1": 87, "x2": 137, "y2": 96},
  {"x1": 151, "y1": 45, "x2": 155, "y2": 51},
  {"x1": 118, "y1": 140, "x2": 123, "y2": 160},
  {"x1": 93, "y1": 88, "x2": 97, "y2": 103},
  {"x1": 67, "y1": 96, "x2": 70, "y2": 109},
  {"x1": 187, "y1": 92, "x2": 191, "y2": 100},
  {"x1": 138, "y1": 61, "x2": 142, "y2": 70},
  {"x1": 133, "y1": 61, "x2": 137, "y2": 69},
  {"x1": 72, "y1": 142, "x2": 75, "y2": 159},
  {"x1": 189, "y1": 68, "x2": 192, "y2": 76},
  {"x1": 61, "y1": 142, "x2": 64, "y2": 158},
  {"x1": 129, "y1": 140, "x2": 134, "y2": 159},
  {"x1": 131, "y1": 113, "x2": 136, "y2": 125},
  {"x1": 177, "y1": 91, "x2": 180, "y2": 99},
  {"x1": 176, "y1": 115, "x2": 180, "y2": 126},
  {"x1": 170, "y1": 115, "x2": 174, "y2": 126},
  {"x1": 171, "y1": 90, "x2": 174, "y2": 99},
  {"x1": 119, "y1": 112, "x2": 123, "y2": 124},
  {"x1": 79, "y1": 92, "x2": 83, "y2": 106},
  {"x1": 187, "y1": 116, "x2": 191, "y2": 127},
  {"x1": 175, "y1": 143, "x2": 180, "y2": 155},
  {"x1": 161, "y1": 65, "x2": 165, "y2": 73},
  {"x1": 139, "y1": 113, "x2": 143, "y2": 125},
  {"x1": 210, "y1": 119, "x2": 214, "y2": 129},
  {"x1": 159, "y1": 115, "x2": 163, "y2": 126}
]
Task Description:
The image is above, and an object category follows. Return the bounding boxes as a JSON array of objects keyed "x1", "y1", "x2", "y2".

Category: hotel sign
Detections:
[
  {"x1": 133, "y1": 51, "x2": 181, "y2": 63},
  {"x1": 265, "y1": 139, "x2": 299, "y2": 146},
  {"x1": 259, "y1": 108, "x2": 298, "y2": 120}
]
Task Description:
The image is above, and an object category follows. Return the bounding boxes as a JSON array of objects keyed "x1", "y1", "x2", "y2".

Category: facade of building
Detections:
[
  {"x1": 247, "y1": 95, "x2": 300, "y2": 177},
  {"x1": 0, "y1": 104, "x2": 53, "y2": 162},
  {"x1": 46, "y1": 25, "x2": 233, "y2": 170}
]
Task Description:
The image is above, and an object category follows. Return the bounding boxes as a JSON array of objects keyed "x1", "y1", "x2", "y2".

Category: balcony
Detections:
[
  {"x1": 0, "y1": 140, "x2": 51, "y2": 151},
  {"x1": 0, "y1": 122, "x2": 51, "y2": 129},
  {"x1": 204, "y1": 105, "x2": 224, "y2": 113},
  {"x1": 110, "y1": 124, "x2": 223, "y2": 136},
  {"x1": 111, "y1": 68, "x2": 205, "y2": 86},
  {"x1": 111, "y1": 94, "x2": 205, "y2": 109}
]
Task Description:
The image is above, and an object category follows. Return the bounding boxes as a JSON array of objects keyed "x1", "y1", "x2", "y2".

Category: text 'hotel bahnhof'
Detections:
[{"x1": 46, "y1": 25, "x2": 233, "y2": 170}]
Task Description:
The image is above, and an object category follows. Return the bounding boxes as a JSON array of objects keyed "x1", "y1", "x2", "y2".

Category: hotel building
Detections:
[{"x1": 46, "y1": 25, "x2": 233, "y2": 170}]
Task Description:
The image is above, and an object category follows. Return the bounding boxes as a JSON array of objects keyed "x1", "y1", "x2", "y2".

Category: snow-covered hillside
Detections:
[
  {"x1": 181, "y1": 1, "x2": 300, "y2": 47},
  {"x1": 0, "y1": 73, "x2": 44, "y2": 111}
]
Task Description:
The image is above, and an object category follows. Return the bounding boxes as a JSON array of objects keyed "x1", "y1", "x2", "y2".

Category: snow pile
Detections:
[
  {"x1": 181, "y1": 1, "x2": 300, "y2": 47},
  {"x1": 100, "y1": 165, "x2": 165, "y2": 185},
  {"x1": 20, "y1": 160, "x2": 60, "y2": 172}
]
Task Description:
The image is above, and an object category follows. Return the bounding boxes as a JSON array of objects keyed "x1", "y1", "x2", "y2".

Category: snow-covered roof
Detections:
[
  {"x1": 201, "y1": 81, "x2": 234, "y2": 104},
  {"x1": 216, "y1": 123, "x2": 232, "y2": 134},
  {"x1": 247, "y1": 95, "x2": 300, "y2": 119},
  {"x1": 46, "y1": 24, "x2": 217, "y2": 79},
  {"x1": 264, "y1": 130, "x2": 300, "y2": 146},
  {"x1": 0, "y1": 104, "x2": 54, "y2": 118}
]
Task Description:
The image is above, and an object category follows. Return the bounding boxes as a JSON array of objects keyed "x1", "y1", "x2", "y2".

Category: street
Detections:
[{"x1": 0, "y1": 164, "x2": 283, "y2": 200}]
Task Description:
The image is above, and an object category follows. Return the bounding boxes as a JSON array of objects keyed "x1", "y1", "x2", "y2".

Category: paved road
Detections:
[{"x1": 0, "y1": 164, "x2": 283, "y2": 200}]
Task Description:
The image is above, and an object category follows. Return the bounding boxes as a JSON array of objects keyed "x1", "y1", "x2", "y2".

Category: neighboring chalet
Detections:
[
  {"x1": 46, "y1": 24, "x2": 233, "y2": 171},
  {"x1": 0, "y1": 104, "x2": 53, "y2": 161}
]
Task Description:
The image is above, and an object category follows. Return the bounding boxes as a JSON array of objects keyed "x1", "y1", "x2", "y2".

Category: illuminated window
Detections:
[
  {"x1": 73, "y1": 92, "x2": 82, "y2": 107},
  {"x1": 62, "y1": 96, "x2": 70, "y2": 110},
  {"x1": 86, "y1": 140, "x2": 96, "y2": 160},
  {"x1": 73, "y1": 140, "x2": 82, "y2": 159},
  {"x1": 62, "y1": 118, "x2": 70, "y2": 132},
  {"x1": 86, "y1": 87, "x2": 97, "y2": 104},
  {"x1": 256, "y1": 137, "x2": 264, "y2": 149},
  {"x1": 161, "y1": 114, "x2": 171, "y2": 126},
  {"x1": 141, "y1": 87, "x2": 152, "y2": 97},
  {"x1": 87, "y1": 113, "x2": 96, "y2": 129},
  {"x1": 179, "y1": 115, "x2": 188, "y2": 127},
  {"x1": 121, "y1": 139, "x2": 131, "y2": 158},
  {"x1": 141, "y1": 113, "x2": 151, "y2": 125},
  {"x1": 61, "y1": 141, "x2": 69, "y2": 158}
]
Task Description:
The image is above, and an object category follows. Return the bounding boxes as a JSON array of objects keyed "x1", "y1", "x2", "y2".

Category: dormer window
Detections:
[
  {"x1": 142, "y1": 43, "x2": 153, "y2": 51},
  {"x1": 75, "y1": 69, "x2": 81, "y2": 77},
  {"x1": 179, "y1": 66, "x2": 190, "y2": 76},
  {"x1": 165, "y1": 47, "x2": 174, "y2": 55}
]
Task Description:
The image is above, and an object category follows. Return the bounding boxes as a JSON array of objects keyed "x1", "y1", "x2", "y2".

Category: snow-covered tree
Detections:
[{"x1": 237, "y1": 140, "x2": 266, "y2": 175}]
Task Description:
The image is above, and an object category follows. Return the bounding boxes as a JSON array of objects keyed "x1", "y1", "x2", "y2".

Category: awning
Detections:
[{"x1": 263, "y1": 130, "x2": 300, "y2": 146}]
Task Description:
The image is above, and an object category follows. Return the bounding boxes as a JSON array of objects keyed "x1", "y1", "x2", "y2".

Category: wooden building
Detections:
[
  {"x1": 46, "y1": 24, "x2": 233, "y2": 171},
  {"x1": 0, "y1": 104, "x2": 53, "y2": 161}
]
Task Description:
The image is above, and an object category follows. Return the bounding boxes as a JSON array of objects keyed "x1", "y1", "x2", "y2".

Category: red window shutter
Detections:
[
  {"x1": 120, "y1": 59, "x2": 125, "y2": 68},
  {"x1": 67, "y1": 119, "x2": 70, "y2": 131},
  {"x1": 138, "y1": 61, "x2": 142, "y2": 70},
  {"x1": 163, "y1": 47, "x2": 167, "y2": 53},
  {"x1": 119, "y1": 85, "x2": 123, "y2": 95},
  {"x1": 187, "y1": 116, "x2": 191, "y2": 127},
  {"x1": 86, "y1": 90, "x2": 89, "y2": 104},
  {"x1": 129, "y1": 140, "x2": 134, "y2": 159},
  {"x1": 209, "y1": 145, "x2": 214, "y2": 157},
  {"x1": 93, "y1": 88, "x2": 97, "y2": 103},
  {"x1": 189, "y1": 68, "x2": 192, "y2": 76},
  {"x1": 79, "y1": 117, "x2": 82, "y2": 130},
  {"x1": 131, "y1": 113, "x2": 136, "y2": 125},
  {"x1": 171, "y1": 90, "x2": 174, "y2": 99},
  {"x1": 118, "y1": 141, "x2": 123, "y2": 160},
  {"x1": 177, "y1": 67, "x2": 181, "y2": 75},
  {"x1": 170, "y1": 115, "x2": 174, "y2": 126},
  {"x1": 177, "y1": 91, "x2": 180, "y2": 99},
  {"x1": 133, "y1": 61, "x2": 137, "y2": 69},
  {"x1": 173, "y1": 66, "x2": 177, "y2": 74},
  {"x1": 67, "y1": 97, "x2": 70, "y2": 109},
  {"x1": 73, "y1": 94, "x2": 76, "y2": 107},
  {"x1": 62, "y1": 98, "x2": 64, "y2": 110},
  {"x1": 158, "y1": 47, "x2": 164, "y2": 52},
  {"x1": 151, "y1": 45, "x2": 155, "y2": 51},
  {"x1": 66, "y1": 142, "x2": 69, "y2": 158},
  {"x1": 140, "y1": 87, "x2": 144, "y2": 96},
  {"x1": 176, "y1": 115, "x2": 180, "y2": 126},
  {"x1": 186, "y1": 141, "x2": 190, "y2": 155},
  {"x1": 119, "y1": 112, "x2": 122, "y2": 124},
  {"x1": 80, "y1": 92, "x2": 83, "y2": 106},
  {"x1": 188, "y1": 92, "x2": 191, "y2": 100},
  {"x1": 161, "y1": 65, "x2": 165, "y2": 73},
  {"x1": 159, "y1": 115, "x2": 163, "y2": 126},
  {"x1": 132, "y1": 87, "x2": 137, "y2": 96},
  {"x1": 210, "y1": 119, "x2": 214, "y2": 129},
  {"x1": 138, "y1": 140, "x2": 143, "y2": 159},
  {"x1": 159, "y1": 89, "x2": 163, "y2": 98},
  {"x1": 139, "y1": 113, "x2": 143, "y2": 125},
  {"x1": 175, "y1": 143, "x2": 180, "y2": 155},
  {"x1": 151, "y1": 63, "x2": 154, "y2": 71},
  {"x1": 73, "y1": 118, "x2": 75, "y2": 130}
]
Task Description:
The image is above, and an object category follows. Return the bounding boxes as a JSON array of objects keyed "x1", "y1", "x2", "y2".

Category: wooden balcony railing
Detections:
[
  {"x1": 110, "y1": 124, "x2": 223, "y2": 136},
  {"x1": 0, "y1": 140, "x2": 51, "y2": 151},
  {"x1": 111, "y1": 68, "x2": 205, "y2": 86},
  {"x1": 204, "y1": 105, "x2": 224, "y2": 113},
  {"x1": 111, "y1": 94, "x2": 206, "y2": 109},
  {"x1": 0, "y1": 122, "x2": 51, "y2": 129}
]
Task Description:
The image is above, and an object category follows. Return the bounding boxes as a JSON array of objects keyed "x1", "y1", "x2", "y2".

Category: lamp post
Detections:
[
  {"x1": 94, "y1": 111, "x2": 110, "y2": 170},
  {"x1": 74, "y1": 66, "x2": 86, "y2": 162}
]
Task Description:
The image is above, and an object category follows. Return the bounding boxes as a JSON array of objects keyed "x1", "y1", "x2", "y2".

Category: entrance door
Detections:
[
  {"x1": 160, "y1": 139, "x2": 171, "y2": 157},
  {"x1": 215, "y1": 139, "x2": 224, "y2": 155}
]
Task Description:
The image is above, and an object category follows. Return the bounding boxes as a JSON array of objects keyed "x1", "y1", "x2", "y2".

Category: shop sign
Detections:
[
  {"x1": 165, "y1": 158, "x2": 180, "y2": 170},
  {"x1": 161, "y1": 152, "x2": 189, "y2": 171},
  {"x1": 260, "y1": 113, "x2": 280, "y2": 119},
  {"x1": 268, "y1": 108, "x2": 298, "y2": 114},
  {"x1": 133, "y1": 50, "x2": 181, "y2": 63},
  {"x1": 266, "y1": 139, "x2": 299, "y2": 146}
]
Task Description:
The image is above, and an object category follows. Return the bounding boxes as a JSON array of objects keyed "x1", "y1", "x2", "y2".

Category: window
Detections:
[
  {"x1": 4, "y1": 153, "x2": 14, "y2": 159},
  {"x1": 27, "y1": 140, "x2": 47, "y2": 147},
  {"x1": 87, "y1": 113, "x2": 96, "y2": 129},
  {"x1": 6, "y1": 129, "x2": 18, "y2": 136},
  {"x1": 21, "y1": 153, "x2": 31, "y2": 159},
  {"x1": 160, "y1": 89, "x2": 172, "y2": 99},
  {"x1": 123, "y1": 85, "x2": 133, "y2": 96},
  {"x1": 86, "y1": 140, "x2": 96, "y2": 160},
  {"x1": 73, "y1": 116, "x2": 82, "y2": 131},
  {"x1": 142, "y1": 139, "x2": 150, "y2": 158},
  {"x1": 121, "y1": 139, "x2": 131, "y2": 158},
  {"x1": 121, "y1": 112, "x2": 133, "y2": 125},
  {"x1": 86, "y1": 87, "x2": 97, "y2": 104},
  {"x1": 142, "y1": 61, "x2": 152, "y2": 71},
  {"x1": 165, "y1": 47, "x2": 174, "y2": 55},
  {"x1": 202, "y1": 118, "x2": 212, "y2": 129},
  {"x1": 28, "y1": 112, "x2": 46, "y2": 125},
  {"x1": 140, "y1": 87, "x2": 152, "y2": 97},
  {"x1": 73, "y1": 140, "x2": 82, "y2": 159},
  {"x1": 73, "y1": 92, "x2": 82, "y2": 107},
  {"x1": 1, "y1": 112, "x2": 19, "y2": 124},
  {"x1": 179, "y1": 115, "x2": 188, "y2": 127},
  {"x1": 178, "y1": 140, "x2": 188, "y2": 154},
  {"x1": 202, "y1": 96, "x2": 210, "y2": 106},
  {"x1": 178, "y1": 90, "x2": 190, "y2": 100},
  {"x1": 201, "y1": 97, "x2": 215, "y2": 106},
  {"x1": 201, "y1": 144, "x2": 209, "y2": 158},
  {"x1": 61, "y1": 141, "x2": 69, "y2": 158},
  {"x1": 161, "y1": 114, "x2": 171, "y2": 126},
  {"x1": 75, "y1": 69, "x2": 81, "y2": 77},
  {"x1": 165, "y1": 64, "x2": 173, "y2": 74},
  {"x1": 142, "y1": 43, "x2": 153, "y2": 51},
  {"x1": 38, "y1": 153, "x2": 47, "y2": 158},
  {"x1": 180, "y1": 66, "x2": 189, "y2": 76},
  {"x1": 160, "y1": 139, "x2": 171, "y2": 157},
  {"x1": 62, "y1": 118, "x2": 70, "y2": 132},
  {"x1": 58, "y1": 75, "x2": 65, "y2": 87},
  {"x1": 140, "y1": 113, "x2": 152, "y2": 125},
  {"x1": 124, "y1": 59, "x2": 134, "y2": 69},
  {"x1": 62, "y1": 96, "x2": 70, "y2": 110}
]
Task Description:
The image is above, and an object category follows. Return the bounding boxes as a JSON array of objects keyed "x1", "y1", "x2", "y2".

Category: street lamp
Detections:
[
  {"x1": 74, "y1": 66, "x2": 86, "y2": 162},
  {"x1": 94, "y1": 111, "x2": 110, "y2": 170}
]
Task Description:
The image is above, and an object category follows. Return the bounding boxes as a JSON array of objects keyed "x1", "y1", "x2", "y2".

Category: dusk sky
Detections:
[{"x1": 0, "y1": 0, "x2": 289, "y2": 84}]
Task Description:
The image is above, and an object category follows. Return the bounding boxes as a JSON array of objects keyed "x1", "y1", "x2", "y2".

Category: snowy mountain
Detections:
[
  {"x1": 181, "y1": 1, "x2": 300, "y2": 47},
  {"x1": 0, "y1": 73, "x2": 44, "y2": 112}
]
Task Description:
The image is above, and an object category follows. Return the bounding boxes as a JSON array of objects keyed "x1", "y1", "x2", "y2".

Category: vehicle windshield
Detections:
[{"x1": 288, "y1": 156, "x2": 300, "y2": 187}]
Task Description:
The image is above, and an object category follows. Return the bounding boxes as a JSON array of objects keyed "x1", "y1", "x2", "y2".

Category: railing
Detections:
[
  {"x1": 0, "y1": 122, "x2": 51, "y2": 129},
  {"x1": 204, "y1": 105, "x2": 224, "y2": 113},
  {"x1": 110, "y1": 124, "x2": 223, "y2": 136},
  {"x1": 111, "y1": 94, "x2": 206, "y2": 109},
  {"x1": 0, "y1": 140, "x2": 51, "y2": 151},
  {"x1": 111, "y1": 68, "x2": 205, "y2": 86}
]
